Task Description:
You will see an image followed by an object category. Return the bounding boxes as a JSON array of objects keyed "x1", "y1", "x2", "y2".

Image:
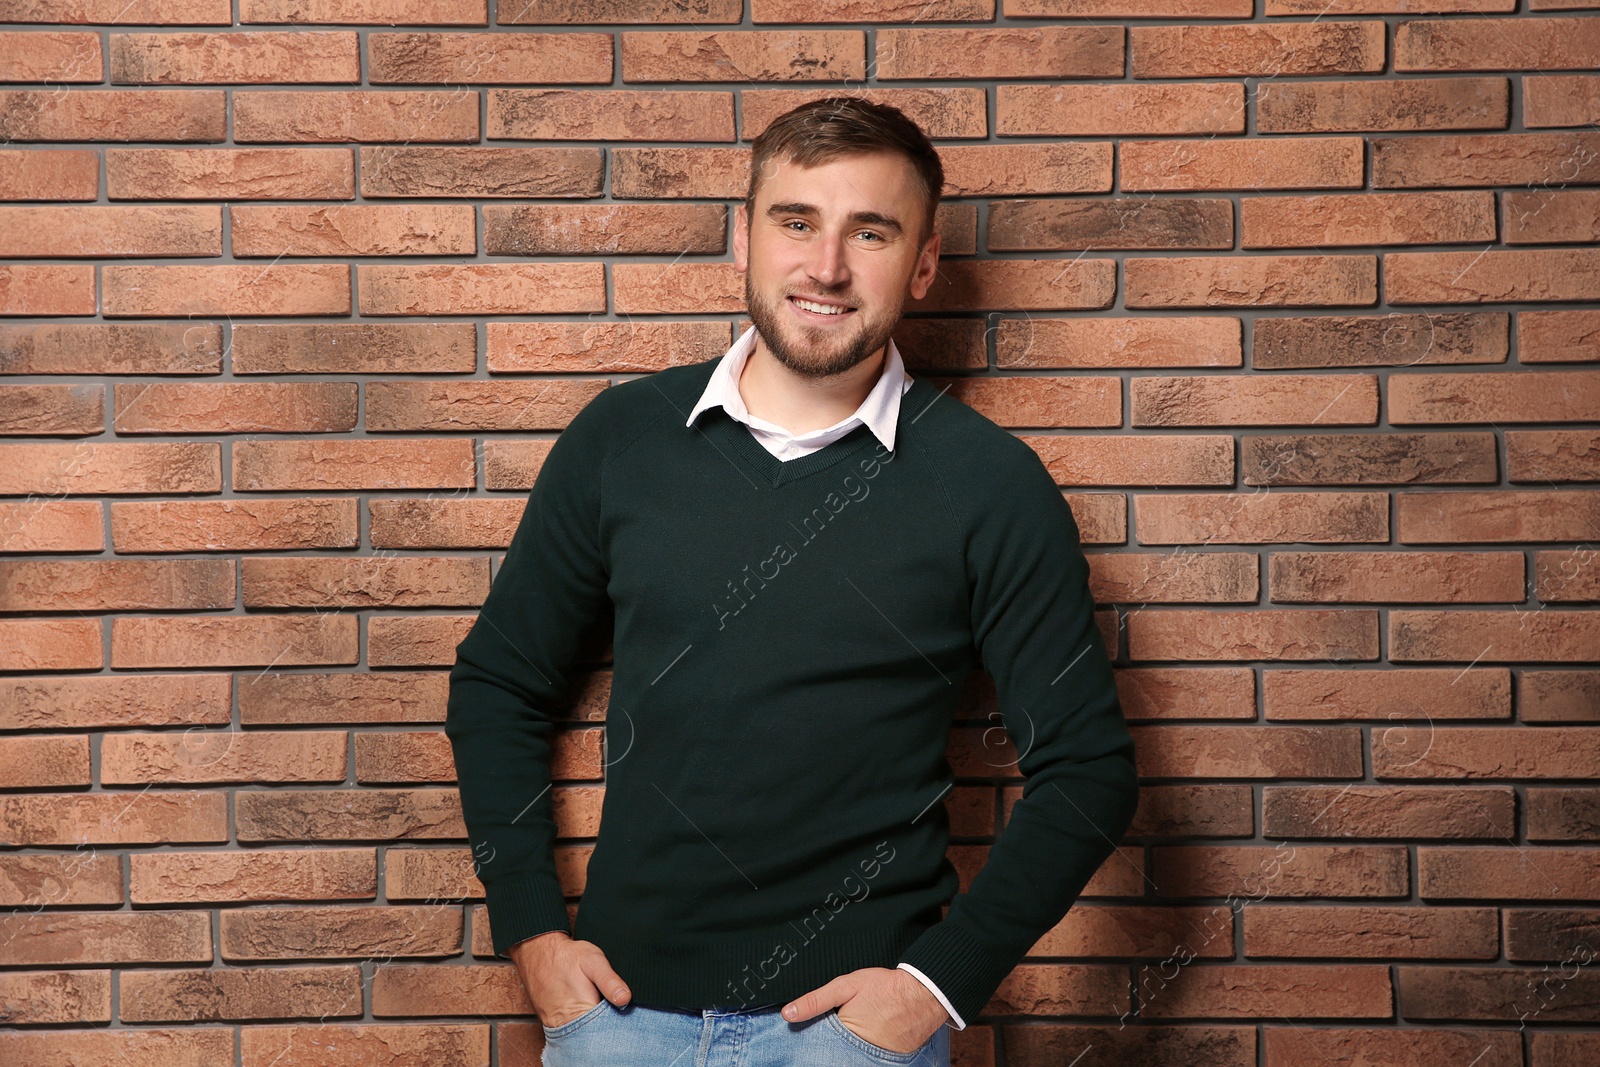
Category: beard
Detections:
[{"x1": 744, "y1": 272, "x2": 902, "y2": 381}]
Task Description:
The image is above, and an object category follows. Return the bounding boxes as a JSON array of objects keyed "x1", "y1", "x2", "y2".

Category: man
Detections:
[{"x1": 446, "y1": 97, "x2": 1140, "y2": 1067}]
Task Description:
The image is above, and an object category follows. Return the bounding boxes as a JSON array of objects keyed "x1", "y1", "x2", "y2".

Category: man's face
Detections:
[{"x1": 733, "y1": 151, "x2": 940, "y2": 381}]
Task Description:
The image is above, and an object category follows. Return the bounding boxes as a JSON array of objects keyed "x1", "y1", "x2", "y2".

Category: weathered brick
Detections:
[
  {"x1": 110, "y1": 31, "x2": 359, "y2": 84},
  {"x1": 622, "y1": 30, "x2": 864, "y2": 82},
  {"x1": 369, "y1": 31, "x2": 612, "y2": 83},
  {"x1": 1000, "y1": 83, "x2": 1241, "y2": 136},
  {"x1": 1241, "y1": 191, "x2": 1495, "y2": 247}
]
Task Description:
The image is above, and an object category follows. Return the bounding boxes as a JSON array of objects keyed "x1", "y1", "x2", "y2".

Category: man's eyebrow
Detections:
[{"x1": 764, "y1": 201, "x2": 904, "y2": 236}]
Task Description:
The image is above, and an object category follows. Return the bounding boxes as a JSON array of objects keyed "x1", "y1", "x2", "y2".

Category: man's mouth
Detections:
[{"x1": 788, "y1": 295, "x2": 857, "y2": 320}]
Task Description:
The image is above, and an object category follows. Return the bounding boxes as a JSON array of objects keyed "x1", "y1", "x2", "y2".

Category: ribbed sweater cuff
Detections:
[
  {"x1": 483, "y1": 875, "x2": 572, "y2": 958},
  {"x1": 894, "y1": 918, "x2": 1015, "y2": 1025}
]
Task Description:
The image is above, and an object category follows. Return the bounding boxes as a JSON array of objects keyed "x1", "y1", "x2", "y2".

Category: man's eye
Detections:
[{"x1": 856, "y1": 231, "x2": 882, "y2": 242}]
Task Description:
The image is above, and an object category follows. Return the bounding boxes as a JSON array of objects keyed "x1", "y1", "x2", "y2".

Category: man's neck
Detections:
[{"x1": 737, "y1": 338, "x2": 888, "y2": 437}]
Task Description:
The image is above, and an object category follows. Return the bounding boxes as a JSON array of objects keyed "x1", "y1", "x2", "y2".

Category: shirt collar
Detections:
[{"x1": 685, "y1": 323, "x2": 912, "y2": 452}]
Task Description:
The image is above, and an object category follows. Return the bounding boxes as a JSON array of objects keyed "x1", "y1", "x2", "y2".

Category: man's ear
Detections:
[
  {"x1": 733, "y1": 201, "x2": 749, "y2": 273},
  {"x1": 908, "y1": 229, "x2": 941, "y2": 302}
]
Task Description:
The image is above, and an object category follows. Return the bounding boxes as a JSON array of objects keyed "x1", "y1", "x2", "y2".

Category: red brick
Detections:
[
  {"x1": 121, "y1": 964, "x2": 363, "y2": 1022},
  {"x1": 1520, "y1": 310, "x2": 1600, "y2": 363},
  {"x1": 103, "y1": 263, "x2": 350, "y2": 317},
  {"x1": 1132, "y1": 21, "x2": 1385, "y2": 77},
  {"x1": 2, "y1": 911, "x2": 212, "y2": 966},
  {"x1": 1257, "y1": 76, "x2": 1507, "y2": 132},
  {"x1": 0, "y1": 970, "x2": 109, "y2": 1024},
  {"x1": 1387, "y1": 249, "x2": 1600, "y2": 304},
  {"x1": 1264, "y1": 667, "x2": 1511, "y2": 720},
  {"x1": 1502, "y1": 189, "x2": 1600, "y2": 245},
  {"x1": 0, "y1": 734, "x2": 89, "y2": 788},
  {"x1": 0, "y1": 147, "x2": 99, "y2": 200},
  {"x1": 1025, "y1": 433, "x2": 1233, "y2": 486},
  {"x1": 110, "y1": 31, "x2": 359, "y2": 83},
  {"x1": 232, "y1": 322, "x2": 476, "y2": 374},
  {"x1": 937, "y1": 143, "x2": 1112, "y2": 195},
  {"x1": 235, "y1": 90, "x2": 479, "y2": 142},
  {"x1": 241, "y1": 0, "x2": 488, "y2": 24},
  {"x1": 241, "y1": 556, "x2": 489, "y2": 608},
  {"x1": 522, "y1": 0, "x2": 741, "y2": 20},
  {"x1": 0, "y1": 791, "x2": 226, "y2": 846},
  {"x1": 1264, "y1": 785, "x2": 1516, "y2": 838},
  {"x1": 1244, "y1": 904, "x2": 1498, "y2": 957},
  {"x1": 1392, "y1": 369, "x2": 1600, "y2": 423},
  {"x1": 0, "y1": 672, "x2": 231, "y2": 730},
  {"x1": 1420, "y1": 847, "x2": 1600, "y2": 900},
  {"x1": 1395, "y1": 16, "x2": 1600, "y2": 71},
  {"x1": 0, "y1": 382, "x2": 103, "y2": 434},
  {"x1": 110, "y1": 614, "x2": 358, "y2": 669},
  {"x1": 752, "y1": 0, "x2": 985, "y2": 18},
  {"x1": 1269, "y1": 549, "x2": 1523, "y2": 603},
  {"x1": 928, "y1": 374, "x2": 1121, "y2": 428},
  {"x1": 996, "y1": 315, "x2": 1241, "y2": 368},
  {"x1": 622, "y1": 30, "x2": 864, "y2": 82},
  {"x1": 1133, "y1": 373, "x2": 1377, "y2": 426},
  {"x1": 130, "y1": 847, "x2": 372, "y2": 903},
  {"x1": 879, "y1": 26, "x2": 1122, "y2": 80},
  {"x1": 238, "y1": 670, "x2": 447, "y2": 725},
  {"x1": 360, "y1": 145, "x2": 602, "y2": 197},
  {"x1": 0, "y1": 441, "x2": 220, "y2": 495},
  {"x1": 1536, "y1": 546, "x2": 1600, "y2": 602},
  {"x1": 1115, "y1": 667, "x2": 1256, "y2": 721},
  {"x1": 369, "y1": 31, "x2": 612, "y2": 83},
  {"x1": 112, "y1": 498, "x2": 359, "y2": 552},
  {"x1": 0, "y1": 204, "x2": 220, "y2": 258},
  {"x1": 0, "y1": 557, "x2": 233, "y2": 612},
  {"x1": 240, "y1": 1023, "x2": 487, "y2": 1066},
  {"x1": 107, "y1": 147, "x2": 354, "y2": 199},
  {"x1": 358, "y1": 263, "x2": 604, "y2": 315},
  {"x1": 1391, "y1": 610, "x2": 1600, "y2": 662},
  {"x1": 1397, "y1": 489, "x2": 1600, "y2": 543},
  {"x1": 489, "y1": 88, "x2": 734, "y2": 140},
  {"x1": 611, "y1": 145, "x2": 750, "y2": 198},
  {"x1": 232, "y1": 203, "x2": 475, "y2": 256},
  {"x1": 0, "y1": 264, "x2": 95, "y2": 315},
  {"x1": 1152, "y1": 845, "x2": 1407, "y2": 898},
  {"x1": 1135, "y1": 490, "x2": 1389, "y2": 544},
  {"x1": 0, "y1": 618, "x2": 102, "y2": 671},
  {"x1": 1128, "y1": 608, "x2": 1380, "y2": 661},
  {"x1": 1121, "y1": 136, "x2": 1363, "y2": 190},
  {"x1": 0, "y1": 1029, "x2": 234, "y2": 1067},
  {"x1": 235, "y1": 439, "x2": 475, "y2": 491},
  {"x1": 1242, "y1": 432, "x2": 1498, "y2": 485},
  {"x1": 1001, "y1": 82, "x2": 1243, "y2": 137},
  {"x1": 1504, "y1": 431, "x2": 1593, "y2": 486},
  {"x1": 1241, "y1": 192, "x2": 1495, "y2": 247},
  {"x1": 112, "y1": 381, "x2": 358, "y2": 433},
  {"x1": 1373, "y1": 131, "x2": 1600, "y2": 187},
  {"x1": 0, "y1": 88, "x2": 223, "y2": 141},
  {"x1": 1088, "y1": 550, "x2": 1257, "y2": 603},
  {"x1": 0, "y1": 499, "x2": 103, "y2": 553},
  {"x1": 485, "y1": 320, "x2": 730, "y2": 373},
  {"x1": 1126, "y1": 254, "x2": 1376, "y2": 307},
  {"x1": 990, "y1": 197, "x2": 1233, "y2": 251},
  {"x1": 482, "y1": 202, "x2": 724, "y2": 255},
  {"x1": 1520, "y1": 671, "x2": 1600, "y2": 723},
  {"x1": 0, "y1": 30, "x2": 102, "y2": 81},
  {"x1": 1524, "y1": 74, "x2": 1600, "y2": 128}
]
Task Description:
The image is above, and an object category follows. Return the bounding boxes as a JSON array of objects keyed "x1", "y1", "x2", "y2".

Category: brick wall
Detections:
[{"x1": 2, "y1": 2, "x2": 1598, "y2": 1065}]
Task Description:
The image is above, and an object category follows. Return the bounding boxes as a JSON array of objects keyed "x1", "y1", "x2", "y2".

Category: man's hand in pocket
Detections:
[{"x1": 509, "y1": 930, "x2": 632, "y2": 1028}]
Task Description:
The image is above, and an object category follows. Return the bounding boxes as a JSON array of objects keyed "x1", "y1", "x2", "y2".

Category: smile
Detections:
[{"x1": 789, "y1": 295, "x2": 856, "y2": 320}]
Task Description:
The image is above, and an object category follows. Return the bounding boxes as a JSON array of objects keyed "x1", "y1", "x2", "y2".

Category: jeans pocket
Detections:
[
  {"x1": 541, "y1": 997, "x2": 610, "y2": 1039},
  {"x1": 825, "y1": 1010, "x2": 935, "y2": 1063}
]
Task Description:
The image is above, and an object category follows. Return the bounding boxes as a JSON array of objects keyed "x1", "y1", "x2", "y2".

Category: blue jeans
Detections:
[{"x1": 539, "y1": 998, "x2": 952, "y2": 1067}]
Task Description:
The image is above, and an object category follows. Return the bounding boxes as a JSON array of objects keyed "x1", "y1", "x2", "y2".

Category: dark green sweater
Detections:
[{"x1": 445, "y1": 355, "x2": 1140, "y2": 1025}]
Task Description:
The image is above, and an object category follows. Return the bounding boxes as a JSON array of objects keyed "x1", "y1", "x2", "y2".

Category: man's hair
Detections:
[{"x1": 745, "y1": 96, "x2": 945, "y2": 249}]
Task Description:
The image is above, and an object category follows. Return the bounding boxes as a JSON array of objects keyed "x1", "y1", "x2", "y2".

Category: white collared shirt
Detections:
[
  {"x1": 682, "y1": 323, "x2": 968, "y2": 1032},
  {"x1": 685, "y1": 323, "x2": 913, "y2": 462}
]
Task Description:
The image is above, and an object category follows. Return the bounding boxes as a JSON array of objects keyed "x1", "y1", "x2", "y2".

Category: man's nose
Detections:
[{"x1": 807, "y1": 235, "x2": 849, "y2": 287}]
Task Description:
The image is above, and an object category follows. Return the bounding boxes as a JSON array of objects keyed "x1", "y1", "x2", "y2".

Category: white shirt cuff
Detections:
[{"x1": 896, "y1": 961, "x2": 967, "y2": 1030}]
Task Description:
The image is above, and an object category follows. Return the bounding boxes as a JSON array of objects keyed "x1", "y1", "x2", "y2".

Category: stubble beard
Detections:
[{"x1": 745, "y1": 272, "x2": 903, "y2": 382}]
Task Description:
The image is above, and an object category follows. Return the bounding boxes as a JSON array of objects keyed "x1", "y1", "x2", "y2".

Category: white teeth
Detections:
[{"x1": 793, "y1": 297, "x2": 849, "y2": 316}]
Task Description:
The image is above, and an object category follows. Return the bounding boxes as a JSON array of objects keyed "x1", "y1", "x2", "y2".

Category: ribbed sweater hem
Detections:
[{"x1": 584, "y1": 921, "x2": 932, "y2": 1014}]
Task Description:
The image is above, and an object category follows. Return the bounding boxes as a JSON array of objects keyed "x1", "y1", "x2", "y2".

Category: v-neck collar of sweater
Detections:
[{"x1": 682, "y1": 358, "x2": 934, "y2": 490}]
